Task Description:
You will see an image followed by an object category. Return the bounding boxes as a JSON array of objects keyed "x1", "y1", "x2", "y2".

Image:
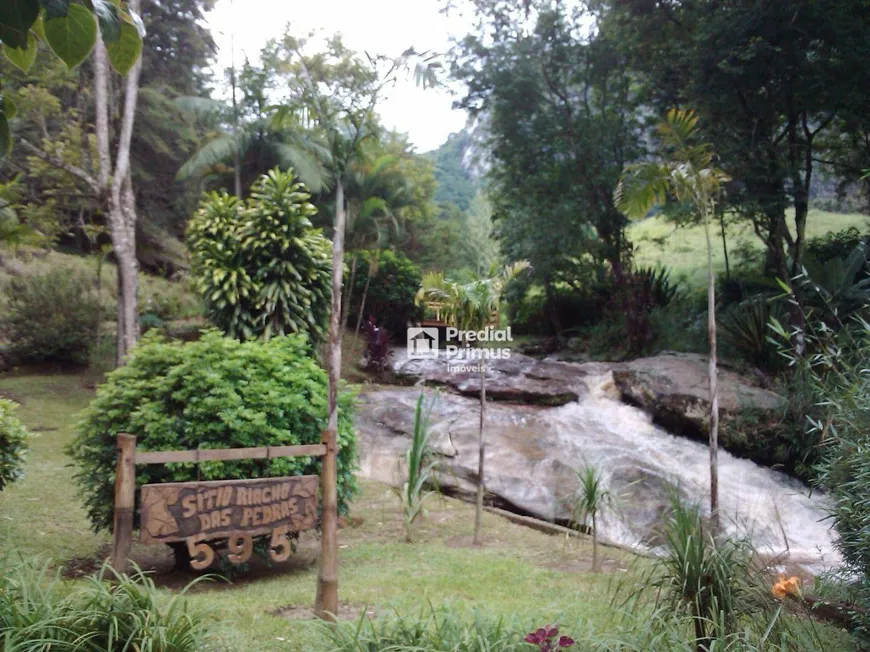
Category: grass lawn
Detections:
[
  {"x1": 629, "y1": 208, "x2": 868, "y2": 290},
  {"x1": 0, "y1": 370, "x2": 640, "y2": 651}
]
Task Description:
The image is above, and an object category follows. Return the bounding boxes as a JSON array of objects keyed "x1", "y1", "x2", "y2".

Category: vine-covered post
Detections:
[
  {"x1": 110, "y1": 433, "x2": 137, "y2": 572},
  {"x1": 315, "y1": 428, "x2": 339, "y2": 619}
]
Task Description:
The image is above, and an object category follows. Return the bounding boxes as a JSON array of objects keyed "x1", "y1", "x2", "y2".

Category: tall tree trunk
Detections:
[
  {"x1": 353, "y1": 255, "x2": 376, "y2": 342},
  {"x1": 341, "y1": 253, "x2": 358, "y2": 332},
  {"x1": 473, "y1": 362, "x2": 486, "y2": 546},
  {"x1": 719, "y1": 212, "x2": 730, "y2": 282},
  {"x1": 702, "y1": 209, "x2": 720, "y2": 534},
  {"x1": 544, "y1": 279, "x2": 563, "y2": 339},
  {"x1": 93, "y1": 6, "x2": 142, "y2": 365},
  {"x1": 315, "y1": 179, "x2": 344, "y2": 620},
  {"x1": 230, "y1": 33, "x2": 242, "y2": 199}
]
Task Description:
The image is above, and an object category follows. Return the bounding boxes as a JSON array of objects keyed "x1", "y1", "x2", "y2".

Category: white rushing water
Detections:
[{"x1": 540, "y1": 372, "x2": 839, "y2": 572}]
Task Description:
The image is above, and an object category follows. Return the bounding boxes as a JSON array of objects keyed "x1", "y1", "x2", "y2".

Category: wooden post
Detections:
[
  {"x1": 314, "y1": 428, "x2": 339, "y2": 620},
  {"x1": 110, "y1": 433, "x2": 137, "y2": 573}
]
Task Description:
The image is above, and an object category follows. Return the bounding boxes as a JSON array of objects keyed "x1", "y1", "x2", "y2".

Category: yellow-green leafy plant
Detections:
[{"x1": 187, "y1": 168, "x2": 331, "y2": 343}]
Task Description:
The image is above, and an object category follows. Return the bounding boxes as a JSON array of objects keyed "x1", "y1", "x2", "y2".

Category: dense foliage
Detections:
[
  {"x1": 69, "y1": 331, "x2": 357, "y2": 534},
  {"x1": 0, "y1": 398, "x2": 27, "y2": 491},
  {"x1": 348, "y1": 249, "x2": 422, "y2": 336},
  {"x1": 187, "y1": 168, "x2": 332, "y2": 342},
  {"x1": 1, "y1": 267, "x2": 101, "y2": 364},
  {"x1": 0, "y1": 557, "x2": 212, "y2": 650}
]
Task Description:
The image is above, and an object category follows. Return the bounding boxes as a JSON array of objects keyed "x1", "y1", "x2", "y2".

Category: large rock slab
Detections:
[
  {"x1": 392, "y1": 352, "x2": 587, "y2": 405},
  {"x1": 611, "y1": 353, "x2": 785, "y2": 436},
  {"x1": 354, "y1": 383, "x2": 837, "y2": 572}
]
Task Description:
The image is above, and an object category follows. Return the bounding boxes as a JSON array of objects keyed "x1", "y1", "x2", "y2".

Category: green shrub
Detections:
[
  {"x1": 0, "y1": 556, "x2": 214, "y2": 650},
  {"x1": 347, "y1": 249, "x2": 422, "y2": 336},
  {"x1": 187, "y1": 168, "x2": 331, "y2": 343},
  {"x1": 1, "y1": 268, "x2": 100, "y2": 364},
  {"x1": 68, "y1": 330, "x2": 357, "y2": 535},
  {"x1": 720, "y1": 296, "x2": 786, "y2": 369},
  {"x1": 0, "y1": 398, "x2": 27, "y2": 491}
]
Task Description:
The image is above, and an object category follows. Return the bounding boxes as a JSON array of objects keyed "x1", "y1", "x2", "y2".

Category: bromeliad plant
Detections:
[
  {"x1": 524, "y1": 625, "x2": 574, "y2": 652},
  {"x1": 187, "y1": 168, "x2": 332, "y2": 343},
  {"x1": 398, "y1": 390, "x2": 440, "y2": 542}
]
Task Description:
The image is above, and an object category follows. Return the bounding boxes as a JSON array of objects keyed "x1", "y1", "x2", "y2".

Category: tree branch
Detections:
[{"x1": 19, "y1": 139, "x2": 101, "y2": 195}]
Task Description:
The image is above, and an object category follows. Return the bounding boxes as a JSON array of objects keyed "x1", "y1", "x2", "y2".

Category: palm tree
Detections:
[
  {"x1": 340, "y1": 151, "x2": 412, "y2": 337},
  {"x1": 417, "y1": 261, "x2": 530, "y2": 544},
  {"x1": 615, "y1": 109, "x2": 730, "y2": 532},
  {"x1": 175, "y1": 95, "x2": 330, "y2": 197}
]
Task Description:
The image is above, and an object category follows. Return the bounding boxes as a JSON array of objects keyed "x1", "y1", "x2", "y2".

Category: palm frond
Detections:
[
  {"x1": 272, "y1": 143, "x2": 331, "y2": 193},
  {"x1": 176, "y1": 132, "x2": 249, "y2": 180}
]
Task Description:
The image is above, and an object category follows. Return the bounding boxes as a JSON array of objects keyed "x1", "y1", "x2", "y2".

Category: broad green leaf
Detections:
[
  {"x1": 3, "y1": 94, "x2": 17, "y2": 119},
  {"x1": 43, "y1": 4, "x2": 96, "y2": 68},
  {"x1": 105, "y1": 18, "x2": 141, "y2": 75},
  {"x1": 0, "y1": 114, "x2": 10, "y2": 157},
  {"x1": 91, "y1": 0, "x2": 119, "y2": 43},
  {"x1": 3, "y1": 32, "x2": 37, "y2": 72},
  {"x1": 0, "y1": 0, "x2": 39, "y2": 50},
  {"x1": 38, "y1": 0, "x2": 70, "y2": 20}
]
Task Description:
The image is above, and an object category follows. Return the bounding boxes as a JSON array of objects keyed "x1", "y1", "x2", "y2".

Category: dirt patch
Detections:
[
  {"x1": 0, "y1": 389, "x2": 22, "y2": 405},
  {"x1": 273, "y1": 603, "x2": 379, "y2": 621},
  {"x1": 62, "y1": 544, "x2": 112, "y2": 579}
]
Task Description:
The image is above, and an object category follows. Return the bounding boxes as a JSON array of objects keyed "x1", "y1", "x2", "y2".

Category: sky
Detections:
[{"x1": 205, "y1": 0, "x2": 474, "y2": 153}]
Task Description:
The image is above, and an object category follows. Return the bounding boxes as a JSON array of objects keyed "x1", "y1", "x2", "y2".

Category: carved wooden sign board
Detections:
[{"x1": 140, "y1": 476, "x2": 318, "y2": 569}]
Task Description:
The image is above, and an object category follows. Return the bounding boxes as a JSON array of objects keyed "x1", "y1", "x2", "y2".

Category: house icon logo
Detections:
[{"x1": 407, "y1": 327, "x2": 439, "y2": 359}]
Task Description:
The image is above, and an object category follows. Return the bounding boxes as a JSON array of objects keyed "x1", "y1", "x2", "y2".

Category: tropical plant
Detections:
[
  {"x1": 720, "y1": 296, "x2": 786, "y2": 369},
  {"x1": 798, "y1": 241, "x2": 870, "y2": 319},
  {"x1": 175, "y1": 92, "x2": 330, "y2": 198},
  {"x1": 626, "y1": 494, "x2": 784, "y2": 651},
  {"x1": 68, "y1": 331, "x2": 358, "y2": 546},
  {"x1": 569, "y1": 465, "x2": 611, "y2": 573},
  {"x1": 398, "y1": 390, "x2": 439, "y2": 542},
  {"x1": 0, "y1": 556, "x2": 213, "y2": 650},
  {"x1": 616, "y1": 109, "x2": 730, "y2": 532},
  {"x1": 417, "y1": 261, "x2": 530, "y2": 545},
  {"x1": 1, "y1": 267, "x2": 101, "y2": 365},
  {"x1": 0, "y1": 398, "x2": 28, "y2": 492},
  {"x1": 187, "y1": 168, "x2": 332, "y2": 343},
  {"x1": 634, "y1": 266, "x2": 680, "y2": 308}
]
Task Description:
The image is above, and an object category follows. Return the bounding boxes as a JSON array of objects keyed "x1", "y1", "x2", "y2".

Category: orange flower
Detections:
[{"x1": 771, "y1": 574, "x2": 802, "y2": 600}]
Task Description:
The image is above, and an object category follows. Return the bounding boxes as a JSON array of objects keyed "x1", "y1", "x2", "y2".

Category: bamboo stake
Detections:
[
  {"x1": 314, "y1": 429, "x2": 339, "y2": 620},
  {"x1": 110, "y1": 433, "x2": 137, "y2": 572}
]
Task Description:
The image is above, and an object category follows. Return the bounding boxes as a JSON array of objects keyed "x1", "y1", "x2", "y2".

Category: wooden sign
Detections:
[{"x1": 139, "y1": 476, "x2": 318, "y2": 569}]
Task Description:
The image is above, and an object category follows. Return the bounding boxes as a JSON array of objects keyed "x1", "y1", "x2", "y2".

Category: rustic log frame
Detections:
[{"x1": 109, "y1": 433, "x2": 337, "y2": 617}]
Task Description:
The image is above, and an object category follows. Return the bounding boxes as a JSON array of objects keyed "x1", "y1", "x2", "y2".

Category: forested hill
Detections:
[{"x1": 424, "y1": 130, "x2": 479, "y2": 213}]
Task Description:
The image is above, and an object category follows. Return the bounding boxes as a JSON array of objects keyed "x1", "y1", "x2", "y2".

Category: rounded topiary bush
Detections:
[
  {"x1": 0, "y1": 398, "x2": 28, "y2": 491},
  {"x1": 68, "y1": 330, "x2": 357, "y2": 535}
]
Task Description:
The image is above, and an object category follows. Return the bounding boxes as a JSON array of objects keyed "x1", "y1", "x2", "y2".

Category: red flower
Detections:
[{"x1": 558, "y1": 636, "x2": 575, "y2": 648}]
